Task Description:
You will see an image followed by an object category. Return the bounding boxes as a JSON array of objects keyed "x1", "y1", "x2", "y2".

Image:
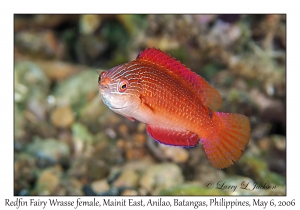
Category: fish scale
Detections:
[
  {"x1": 98, "y1": 48, "x2": 250, "y2": 169},
  {"x1": 139, "y1": 64, "x2": 206, "y2": 130}
]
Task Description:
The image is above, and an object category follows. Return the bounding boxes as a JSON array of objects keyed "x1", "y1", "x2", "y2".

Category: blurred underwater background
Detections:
[{"x1": 14, "y1": 14, "x2": 286, "y2": 195}]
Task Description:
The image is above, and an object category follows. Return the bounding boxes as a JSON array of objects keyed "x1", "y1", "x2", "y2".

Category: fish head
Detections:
[{"x1": 98, "y1": 64, "x2": 142, "y2": 115}]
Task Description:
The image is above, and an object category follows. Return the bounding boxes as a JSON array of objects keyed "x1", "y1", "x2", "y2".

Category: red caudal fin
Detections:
[
  {"x1": 146, "y1": 125, "x2": 200, "y2": 148},
  {"x1": 200, "y1": 113, "x2": 250, "y2": 169}
]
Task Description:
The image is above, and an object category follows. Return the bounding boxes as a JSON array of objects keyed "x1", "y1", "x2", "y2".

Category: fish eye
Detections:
[{"x1": 118, "y1": 80, "x2": 129, "y2": 93}]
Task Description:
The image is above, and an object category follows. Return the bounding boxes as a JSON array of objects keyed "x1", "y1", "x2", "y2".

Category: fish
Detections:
[{"x1": 98, "y1": 48, "x2": 250, "y2": 169}]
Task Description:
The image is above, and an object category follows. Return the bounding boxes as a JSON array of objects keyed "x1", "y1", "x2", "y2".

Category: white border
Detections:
[{"x1": 2, "y1": 1, "x2": 298, "y2": 209}]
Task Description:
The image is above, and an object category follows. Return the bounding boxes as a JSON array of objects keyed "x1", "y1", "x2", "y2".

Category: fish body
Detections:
[{"x1": 98, "y1": 48, "x2": 250, "y2": 169}]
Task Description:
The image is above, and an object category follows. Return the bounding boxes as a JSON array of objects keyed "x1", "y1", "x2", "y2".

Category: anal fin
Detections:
[{"x1": 146, "y1": 125, "x2": 199, "y2": 148}]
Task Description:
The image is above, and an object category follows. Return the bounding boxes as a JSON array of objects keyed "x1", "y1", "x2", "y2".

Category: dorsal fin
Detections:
[{"x1": 136, "y1": 48, "x2": 222, "y2": 111}]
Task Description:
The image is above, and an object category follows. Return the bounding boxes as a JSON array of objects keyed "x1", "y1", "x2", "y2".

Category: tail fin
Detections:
[{"x1": 201, "y1": 112, "x2": 250, "y2": 169}]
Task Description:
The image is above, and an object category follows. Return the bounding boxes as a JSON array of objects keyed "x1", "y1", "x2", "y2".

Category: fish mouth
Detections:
[{"x1": 110, "y1": 106, "x2": 127, "y2": 110}]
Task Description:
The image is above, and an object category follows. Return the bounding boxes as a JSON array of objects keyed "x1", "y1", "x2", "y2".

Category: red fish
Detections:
[{"x1": 98, "y1": 48, "x2": 250, "y2": 168}]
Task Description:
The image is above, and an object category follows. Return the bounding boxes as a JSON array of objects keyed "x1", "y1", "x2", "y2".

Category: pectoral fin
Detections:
[{"x1": 125, "y1": 116, "x2": 135, "y2": 122}]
